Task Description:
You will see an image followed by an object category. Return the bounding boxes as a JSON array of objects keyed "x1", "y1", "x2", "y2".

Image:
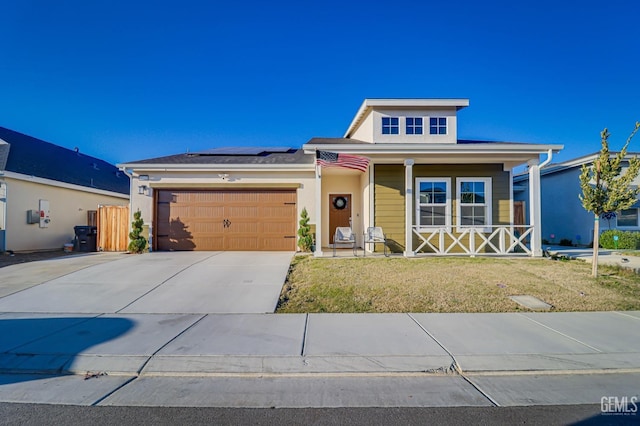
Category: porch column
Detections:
[
  {"x1": 528, "y1": 159, "x2": 543, "y2": 257},
  {"x1": 314, "y1": 163, "x2": 323, "y2": 257},
  {"x1": 404, "y1": 159, "x2": 415, "y2": 257}
]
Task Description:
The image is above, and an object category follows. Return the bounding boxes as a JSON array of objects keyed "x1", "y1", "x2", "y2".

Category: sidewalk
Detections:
[
  {"x1": 547, "y1": 246, "x2": 640, "y2": 272},
  {"x1": 1, "y1": 311, "x2": 639, "y2": 408},
  {"x1": 2, "y1": 311, "x2": 639, "y2": 376}
]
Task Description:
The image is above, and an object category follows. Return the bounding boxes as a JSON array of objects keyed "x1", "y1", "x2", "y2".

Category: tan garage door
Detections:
[{"x1": 156, "y1": 190, "x2": 297, "y2": 251}]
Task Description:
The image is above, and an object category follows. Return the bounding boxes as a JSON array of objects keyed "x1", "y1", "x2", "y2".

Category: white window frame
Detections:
[
  {"x1": 429, "y1": 116, "x2": 447, "y2": 135},
  {"x1": 382, "y1": 116, "x2": 399, "y2": 135},
  {"x1": 415, "y1": 177, "x2": 452, "y2": 231},
  {"x1": 406, "y1": 117, "x2": 423, "y2": 135},
  {"x1": 616, "y1": 208, "x2": 640, "y2": 228},
  {"x1": 456, "y1": 177, "x2": 492, "y2": 232}
]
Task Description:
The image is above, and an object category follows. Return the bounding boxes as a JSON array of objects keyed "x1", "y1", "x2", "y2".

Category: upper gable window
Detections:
[
  {"x1": 406, "y1": 117, "x2": 423, "y2": 135},
  {"x1": 430, "y1": 117, "x2": 447, "y2": 135},
  {"x1": 382, "y1": 117, "x2": 399, "y2": 134}
]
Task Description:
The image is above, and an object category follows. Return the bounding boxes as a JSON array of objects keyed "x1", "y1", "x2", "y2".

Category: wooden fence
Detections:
[{"x1": 97, "y1": 205, "x2": 130, "y2": 251}]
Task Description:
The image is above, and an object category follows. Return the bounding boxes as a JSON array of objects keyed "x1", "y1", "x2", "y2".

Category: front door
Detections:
[{"x1": 329, "y1": 194, "x2": 351, "y2": 244}]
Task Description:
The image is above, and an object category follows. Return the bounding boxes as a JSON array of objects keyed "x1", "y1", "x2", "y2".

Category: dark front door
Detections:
[{"x1": 329, "y1": 193, "x2": 351, "y2": 244}]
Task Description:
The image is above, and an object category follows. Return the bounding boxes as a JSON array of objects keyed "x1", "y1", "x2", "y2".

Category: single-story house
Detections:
[
  {"x1": 0, "y1": 127, "x2": 130, "y2": 252},
  {"x1": 118, "y1": 98, "x2": 562, "y2": 257},
  {"x1": 514, "y1": 152, "x2": 640, "y2": 246}
]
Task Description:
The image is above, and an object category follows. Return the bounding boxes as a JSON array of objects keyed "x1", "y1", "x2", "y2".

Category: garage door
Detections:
[{"x1": 156, "y1": 190, "x2": 297, "y2": 251}]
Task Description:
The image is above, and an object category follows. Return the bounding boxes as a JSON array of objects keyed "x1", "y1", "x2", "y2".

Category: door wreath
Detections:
[{"x1": 333, "y1": 196, "x2": 347, "y2": 210}]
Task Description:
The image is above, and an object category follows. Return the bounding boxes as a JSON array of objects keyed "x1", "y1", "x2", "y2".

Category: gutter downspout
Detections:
[
  {"x1": 0, "y1": 173, "x2": 6, "y2": 252},
  {"x1": 119, "y1": 166, "x2": 136, "y2": 249},
  {"x1": 540, "y1": 149, "x2": 553, "y2": 169},
  {"x1": 529, "y1": 149, "x2": 553, "y2": 257}
]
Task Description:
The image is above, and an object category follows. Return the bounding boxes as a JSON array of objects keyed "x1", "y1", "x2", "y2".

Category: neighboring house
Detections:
[
  {"x1": 118, "y1": 98, "x2": 562, "y2": 257},
  {"x1": 514, "y1": 152, "x2": 640, "y2": 246},
  {"x1": 0, "y1": 127, "x2": 130, "y2": 252}
]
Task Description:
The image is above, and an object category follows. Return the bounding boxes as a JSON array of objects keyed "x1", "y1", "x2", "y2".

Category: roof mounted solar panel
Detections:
[
  {"x1": 261, "y1": 146, "x2": 293, "y2": 153},
  {"x1": 191, "y1": 146, "x2": 293, "y2": 156}
]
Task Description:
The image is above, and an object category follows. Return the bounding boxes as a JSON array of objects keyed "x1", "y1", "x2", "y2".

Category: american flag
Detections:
[{"x1": 316, "y1": 151, "x2": 370, "y2": 173}]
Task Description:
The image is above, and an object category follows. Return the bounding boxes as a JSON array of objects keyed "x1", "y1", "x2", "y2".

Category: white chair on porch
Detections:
[
  {"x1": 363, "y1": 226, "x2": 388, "y2": 257},
  {"x1": 333, "y1": 227, "x2": 357, "y2": 257}
]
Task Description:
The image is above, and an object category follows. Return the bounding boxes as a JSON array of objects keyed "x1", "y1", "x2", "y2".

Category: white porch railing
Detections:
[{"x1": 411, "y1": 225, "x2": 534, "y2": 256}]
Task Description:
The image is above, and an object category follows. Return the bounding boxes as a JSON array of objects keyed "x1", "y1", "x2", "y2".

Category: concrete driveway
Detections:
[{"x1": 0, "y1": 251, "x2": 293, "y2": 314}]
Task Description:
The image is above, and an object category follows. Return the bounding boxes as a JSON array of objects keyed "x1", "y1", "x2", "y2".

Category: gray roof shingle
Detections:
[
  {"x1": 124, "y1": 148, "x2": 314, "y2": 166},
  {"x1": 0, "y1": 127, "x2": 129, "y2": 195}
]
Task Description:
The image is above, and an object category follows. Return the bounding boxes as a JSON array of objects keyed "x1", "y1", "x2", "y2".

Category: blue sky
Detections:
[{"x1": 1, "y1": 0, "x2": 639, "y2": 165}]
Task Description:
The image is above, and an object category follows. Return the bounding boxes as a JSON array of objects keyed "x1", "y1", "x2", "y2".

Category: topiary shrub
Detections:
[
  {"x1": 297, "y1": 208, "x2": 313, "y2": 252},
  {"x1": 599, "y1": 230, "x2": 640, "y2": 249},
  {"x1": 128, "y1": 210, "x2": 147, "y2": 253}
]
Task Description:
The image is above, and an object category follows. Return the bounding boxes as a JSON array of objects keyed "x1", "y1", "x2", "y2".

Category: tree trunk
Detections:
[{"x1": 592, "y1": 215, "x2": 600, "y2": 277}]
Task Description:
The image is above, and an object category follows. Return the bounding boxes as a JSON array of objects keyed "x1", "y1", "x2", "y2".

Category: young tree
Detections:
[
  {"x1": 128, "y1": 209, "x2": 147, "y2": 254},
  {"x1": 297, "y1": 208, "x2": 313, "y2": 252},
  {"x1": 579, "y1": 123, "x2": 640, "y2": 277}
]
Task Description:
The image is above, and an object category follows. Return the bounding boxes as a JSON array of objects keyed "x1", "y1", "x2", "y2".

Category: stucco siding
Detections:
[
  {"x1": 349, "y1": 110, "x2": 374, "y2": 143},
  {"x1": 5, "y1": 177, "x2": 128, "y2": 251},
  {"x1": 372, "y1": 108, "x2": 458, "y2": 144},
  {"x1": 321, "y1": 173, "x2": 364, "y2": 246}
]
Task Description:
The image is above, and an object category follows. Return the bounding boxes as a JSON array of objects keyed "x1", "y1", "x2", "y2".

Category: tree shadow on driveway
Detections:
[{"x1": 0, "y1": 316, "x2": 135, "y2": 385}]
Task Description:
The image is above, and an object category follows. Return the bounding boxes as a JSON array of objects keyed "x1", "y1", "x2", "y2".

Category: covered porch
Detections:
[{"x1": 307, "y1": 145, "x2": 558, "y2": 258}]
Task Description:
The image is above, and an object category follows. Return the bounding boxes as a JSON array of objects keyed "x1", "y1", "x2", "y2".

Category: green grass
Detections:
[{"x1": 277, "y1": 255, "x2": 640, "y2": 313}]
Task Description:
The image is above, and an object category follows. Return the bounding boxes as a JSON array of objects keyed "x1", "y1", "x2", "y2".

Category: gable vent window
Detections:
[
  {"x1": 382, "y1": 117, "x2": 399, "y2": 135},
  {"x1": 430, "y1": 117, "x2": 447, "y2": 135},
  {"x1": 406, "y1": 117, "x2": 423, "y2": 135}
]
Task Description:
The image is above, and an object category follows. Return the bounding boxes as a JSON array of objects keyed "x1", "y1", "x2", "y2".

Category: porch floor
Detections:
[{"x1": 317, "y1": 248, "x2": 398, "y2": 258}]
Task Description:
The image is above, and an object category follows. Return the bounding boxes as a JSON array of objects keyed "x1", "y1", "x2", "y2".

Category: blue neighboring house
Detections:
[{"x1": 514, "y1": 152, "x2": 640, "y2": 246}]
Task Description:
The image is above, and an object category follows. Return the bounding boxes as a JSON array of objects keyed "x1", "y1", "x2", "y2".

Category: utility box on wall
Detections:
[
  {"x1": 27, "y1": 210, "x2": 40, "y2": 224},
  {"x1": 39, "y1": 199, "x2": 50, "y2": 228}
]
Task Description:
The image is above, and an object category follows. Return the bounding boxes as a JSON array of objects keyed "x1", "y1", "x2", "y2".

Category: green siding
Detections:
[
  {"x1": 374, "y1": 163, "x2": 511, "y2": 254},
  {"x1": 374, "y1": 165, "x2": 405, "y2": 251}
]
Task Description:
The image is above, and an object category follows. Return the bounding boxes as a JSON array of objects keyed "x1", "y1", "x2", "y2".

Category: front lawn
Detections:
[{"x1": 277, "y1": 256, "x2": 640, "y2": 313}]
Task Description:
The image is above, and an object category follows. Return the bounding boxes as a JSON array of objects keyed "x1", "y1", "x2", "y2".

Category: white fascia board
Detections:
[
  {"x1": 304, "y1": 143, "x2": 563, "y2": 156},
  {"x1": 117, "y1": 163, "x2": 315, "y2": 173},
  {"x1": 3, "y1": 171, "x2": 129, "y2": 199},
  {"x1": 343, "y1": 98, "x2": 470, "y2": 138},
  {"x1": 525, "y1": 151, "x2": 640, "y2": 179},
  {"x1": 363, "y1": 98, "x2": 470, "y2": 108}
]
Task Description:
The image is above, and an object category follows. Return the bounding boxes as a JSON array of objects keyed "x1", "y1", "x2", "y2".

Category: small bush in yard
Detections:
[
  {"x1": 297, "y1": 208, "x2": 313, "y2": 252},
  {"x1": 128, "y1": 210, "x2": 147, "y2": 253},
  {"x1": 599, "y1": 230, "x2": 640, "y2": 249}
]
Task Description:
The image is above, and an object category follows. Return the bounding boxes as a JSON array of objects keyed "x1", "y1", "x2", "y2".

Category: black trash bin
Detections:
[{"x1": 74, "y1": 226, "x2": 97, "y2": 252}]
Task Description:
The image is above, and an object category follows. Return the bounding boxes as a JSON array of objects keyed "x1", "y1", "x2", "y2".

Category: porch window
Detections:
[
  {"x1": 618, "y1": 208, "x2": 639, "y2": 227},
  {"x1": 416, "y1": 178, "x2": 451, "y2": 229},
  {"x1": 457, "y1": 178, "x2": 492, "y2": 231},
  {"x1": 382, "y1": 117, "x2": 399, "y2": 134}
]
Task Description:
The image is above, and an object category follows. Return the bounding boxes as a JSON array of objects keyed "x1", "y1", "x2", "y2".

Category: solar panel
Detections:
[{"x1": 191, "y1": 146, "x2": 293, "y2": 156}]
